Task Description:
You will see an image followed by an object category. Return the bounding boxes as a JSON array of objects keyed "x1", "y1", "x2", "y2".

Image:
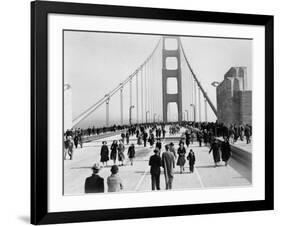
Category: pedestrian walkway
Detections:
[{"x1": 64, "y1": 129, "x2": 251, "y2": 195}]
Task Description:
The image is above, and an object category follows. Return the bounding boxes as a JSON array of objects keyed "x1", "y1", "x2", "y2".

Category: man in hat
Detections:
[
  {"x1": 162, "y1": 144, "x2": 175, "y2": 190},
  {"x1": 107, "y1": 165, "x2": 123, "y2": 192},
  {"x1": 149, "y1": 148, "x2": 162, "y2": 190},
  {"x1": 155, "y1": 139, "x2": 162, "y2": 154},
  {"x1": 84, "y1": 163, "x2": 104, "y2": 193},
  {"x1": 169, "y1": 142, "x2": 177, "y2": 159}
]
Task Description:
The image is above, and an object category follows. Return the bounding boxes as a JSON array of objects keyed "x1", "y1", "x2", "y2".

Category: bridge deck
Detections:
[{"x1": 64, "y1": 127, "x2": 252, "y2": 195}]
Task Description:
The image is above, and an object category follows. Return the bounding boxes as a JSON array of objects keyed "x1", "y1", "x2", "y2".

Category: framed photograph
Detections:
[{"x1": 31, "y1": 1, "x2": 274, "y2": 224}]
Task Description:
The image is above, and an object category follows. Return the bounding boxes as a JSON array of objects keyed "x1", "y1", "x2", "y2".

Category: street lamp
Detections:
[
  {"x1": 185, "y1": 109, "x2": 189, "y2": 122},
  {"x1": 210, "y1": 81, "x2": 220, "y2": 135},
  {"x1": 146, "y1": 110, "x2": 150, "y2": 124},
  {"x1": 190, "y1": 104, "x2": 196, "y2": 122},
  {"x1": 211, "y1": 81, "x2": 220, "y2": 87},
  {"x1": 153, "y1": 113, "x2": 157, "y2": 123},
  {"x1": 129, "y1": 105, "x2": 135, "y2": 125}
]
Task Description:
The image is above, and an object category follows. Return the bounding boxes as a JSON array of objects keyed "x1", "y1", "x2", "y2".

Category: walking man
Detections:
[
  {"x1": 84, "y1": 163, "x2": 104, "y2": 193},
  {"x1": 125, "y1": 131, "x2": 130, "y2": 145},
  {"x1": 149, "y1": 149, "x2": 162, "y2": 190},
  {"x1": 244, "y1": 124, "x2": 251, "y2": 144},
  {"x1": 187, "y1": 149, "x2": 196, "y2": 173},
  {"x1": 162, "y1": 145, "x2": 175, "y2": 190},
  {"x1": 155, "y1": 138, "x2": 162, "y2": 153},
  {"x1": 143, "y1": 131, "x2": 148, "y2": 147}
]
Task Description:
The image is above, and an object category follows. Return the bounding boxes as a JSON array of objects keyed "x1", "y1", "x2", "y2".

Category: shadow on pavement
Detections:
[{"x1": 195, "y1": 165, "x2": 223, "y2": 168}]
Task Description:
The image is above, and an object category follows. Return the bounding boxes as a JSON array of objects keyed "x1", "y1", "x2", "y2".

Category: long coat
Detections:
[
  {"x1": 127, "y1": 146, "x2": 135, "y2": 159},
  {"x1": 177, "y1": 147, "x2": 186, "y2": 166},
  {"x1": 187, "y1": 152, "x2": 196, "y2": 165},
  {"x1": 221, "y1": 141, "x2": 231, "y2": 162},
  {"x1": 84, "y1": 174, "x2": 104, "y2": 193},
  {"x1": 110, "y1": 143, "x2": 118, "y2": 161},
  {"x1": 185, "y1": 132, "x2": 190, "y2": 146},
  {"x1": 100, "y1": 144, "x2": 109, "y2": 162},
  {"x1": 149, "y1": 154, "x2": 161, "y2": 175},
  {"x1": 162, "y1": 151, "x2": 175, "y2": 180},
  {"x1": 118, "y1": 143, "x2": 125, "y2": 161},
  {"x1": 209, "y1": 142, "x2": 220, "y2": 163},
  {"x1": 156, "y1": 141, "x2": 162, "y2": 151},
  {"x1": 148, "y1": 134, "x2": 155, "y2": 146}
]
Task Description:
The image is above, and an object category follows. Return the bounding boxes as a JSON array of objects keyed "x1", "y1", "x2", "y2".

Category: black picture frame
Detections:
[{"x1": 31, "y1": 0, "x2": 274, "y2": 224}]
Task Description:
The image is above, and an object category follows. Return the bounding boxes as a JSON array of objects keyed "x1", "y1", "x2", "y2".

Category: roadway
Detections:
[{"x1": 64, "y1": 127, "x2": 251, "y2": 195}]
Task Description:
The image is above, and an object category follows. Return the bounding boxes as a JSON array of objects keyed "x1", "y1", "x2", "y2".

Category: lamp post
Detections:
[
  {"x1": 153, "y1": 113, "x2": 157, "y2": 123},
  {"x1": 211, "y1": 81, "x2": 220, "y2": 87},
  {"x1": 211, "y1": 81, "x2": 220, "y2": 136},
  {"x1": 146, "y1": 110, "x2": 150, "y2": 124},
  {"x1": 129, "y1": 105, "x2": 135, "y2": 125},
  {"x1": 120, "y1": 83, "x2": 124, "y2": 125},
  {"x1": 190, "y1": 104, "x2": 196, "y2": 122},
  {"x1": 204, "y1": 98, "x2": 208, "y2": 122},
  {"x1": 185, "y1": 110, "x2": 189, "y2": 122}
]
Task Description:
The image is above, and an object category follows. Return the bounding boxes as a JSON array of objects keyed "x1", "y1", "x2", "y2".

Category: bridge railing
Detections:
[
  {"x1": 82, "y1": 129, "x2": 127, "y2": 143},
  {"x1": 183, "y1": 124, "x2": 252, "y2": 169},
  {"x1": 215, "y1": 137, "x2": 252, "y2": 169}
]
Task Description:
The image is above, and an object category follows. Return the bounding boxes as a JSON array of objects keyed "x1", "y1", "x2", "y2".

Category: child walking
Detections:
[{"x1": 187, "y1": 149, "x2": 196, "y2": 173}]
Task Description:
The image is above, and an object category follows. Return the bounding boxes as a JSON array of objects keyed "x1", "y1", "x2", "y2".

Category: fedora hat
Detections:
[{"x1": 91, "y1": 163, "x2": 100, "y2": 171}]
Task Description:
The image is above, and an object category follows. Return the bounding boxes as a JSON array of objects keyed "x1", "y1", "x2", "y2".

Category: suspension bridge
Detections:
[
  {"x1": 64, "y1": 36, "x2": 252, "y2": 195},
  {"x1": 68, "y1": 36, "x2": 217, "y2": 129}
]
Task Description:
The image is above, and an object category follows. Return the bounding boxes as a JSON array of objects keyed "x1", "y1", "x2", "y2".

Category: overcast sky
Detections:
[{"x1": 64, "y1": 31, "x2": 252, "y2": 128}]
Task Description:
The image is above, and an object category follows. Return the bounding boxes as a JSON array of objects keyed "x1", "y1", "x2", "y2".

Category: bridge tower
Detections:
[{"x1": 162, "y1": 37, "x2": 182, "y2": 123}]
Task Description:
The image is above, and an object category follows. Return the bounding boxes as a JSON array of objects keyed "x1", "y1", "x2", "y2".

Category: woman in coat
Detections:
[
  {"x1": 209, "y1": 140, "x2": 221, "y2": 166},
  {"x1": 177, "y1": 143, "x2": 186, "y2": 173},
  {"x1": 148, "y1": 133, "x2": 155, "y2": 147},
  {"x1": 100, "y1": 141, "x2": 109, "y2": 167},
  {"x1": 118, "y1": 140, "x2": 125, "y2": 166},
  {"x1": 110, "y1": 140, "x2": 118, "y2": 164},
  {"x1": 127, "y1": 143, "x2": 135, "y2": 166},
  {"x1": 74, "y1": 135, "x2": 79, "y2": 149},
  {"x1": 220, "y1": 138, "x2": 231, "y2": 166}
]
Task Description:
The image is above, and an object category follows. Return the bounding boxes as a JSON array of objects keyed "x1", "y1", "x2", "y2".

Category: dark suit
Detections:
[
  {"x1": 143, "y1": 132, "x2": 148, "y2": 147},
  {"x1": 156, "y1": 141, "x2": 162, "y2": 151},
  {"x1": 149, "y1": 154, "x2": 161, "y2": 190},
  {"x1": 84, "y1": 174, "x2": 104, "y2": 193},
  {"x1": 187, "y1": 152, "x2": 196, "y2": 172}
]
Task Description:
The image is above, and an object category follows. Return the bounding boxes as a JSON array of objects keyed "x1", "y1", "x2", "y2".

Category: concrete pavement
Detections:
[{"x1": 64, "y1": 128, "x2": 251, "y2": 195}]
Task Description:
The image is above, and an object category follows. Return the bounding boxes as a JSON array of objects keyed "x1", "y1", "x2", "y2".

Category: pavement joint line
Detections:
[
  {"x1": 194, "y1": 167, "x2": 205, "y2": 188},
  {"x1": 134, "y1": 166, "x2": 149, "y2": 191}
]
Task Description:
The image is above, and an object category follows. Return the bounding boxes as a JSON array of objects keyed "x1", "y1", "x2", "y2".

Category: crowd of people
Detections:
[
  {"x1": 64, "y1": 120, "x2": 252, "y2": 193},
  {"x1": 81, "y1": 120, "x2": 251, "y2": 193},
  {"x1": 64, "y1": 128, "x2": 83, "y2": 160},
  {"x1": 64, "y1": 121, "x2": 252, "y2": 161},
  {"x1": 186, "y1": 121, "x2": 252, "y2": 144}
]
